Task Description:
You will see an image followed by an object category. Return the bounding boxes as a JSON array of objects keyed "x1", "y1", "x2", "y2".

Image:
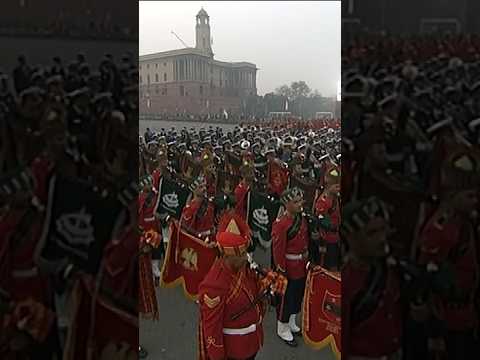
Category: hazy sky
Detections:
[{"x1": 139, "y1": 1, "x2": 340, "y2": 97}]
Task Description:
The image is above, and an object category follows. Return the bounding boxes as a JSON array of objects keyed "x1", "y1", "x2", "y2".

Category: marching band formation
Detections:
[
  {"x1": 342, "y1": 33, "x2": 480, "y2": 360},
  {"x1": 1, "y1": 53, "x2": 139, "y2": 359},
  {"x1": 139, "y1": 118, "x2": 342, "y2": 359}
]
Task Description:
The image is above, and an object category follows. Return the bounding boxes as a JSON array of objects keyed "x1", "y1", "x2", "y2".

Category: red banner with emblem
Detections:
[
  {"x1": 302, "y1": 266, "x2": 341, "y2": 359},
  {"x1": 63, "y1": 276, "x2": 138, "y2": 360},
  {"x1": 160, "y1": 220, "x2": 218, "y2": 300}
]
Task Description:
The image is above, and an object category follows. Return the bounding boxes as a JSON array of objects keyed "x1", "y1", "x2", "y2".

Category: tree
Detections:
[
  {"x1": 275, "y1": 85, "x2": 293, "y2": 99},
  {"x1": 275, "y1": 81, "x2": 311, "y2": 100},
  {"x1": 309, "y1": 89, "x2": 322, "y2": 99},
  {"x1": 290, "y1": 81, "x2": 311, "y2": 99}
]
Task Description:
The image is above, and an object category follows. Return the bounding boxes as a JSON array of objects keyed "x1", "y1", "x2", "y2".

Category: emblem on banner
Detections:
[
  {"x1": 253, "y1": 207, "x2": 269, "y2": 226},
  {"x1": 56, "y1": 207, "x2": 95, "y2": 247},
  {"x1": 322, "y1": 290, "x2": 341, "y2": 334},
  {"x1": 163, "y1": 192, "x2": 179, "y2": 209},
  {"x1": 181, "y1": 247, "x2": 198, "y2": 271}
]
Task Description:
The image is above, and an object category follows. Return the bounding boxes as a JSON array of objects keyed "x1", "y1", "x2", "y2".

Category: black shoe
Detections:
[
  {"x1": 292, "y1": 329, "x2": 302, "y2": 337},
  {"x1": 139, "y1": 346, "x2": 148, "y2": 358},
  {"x1": 278, "y1": 336, "x2": 298, "y2": 347}
]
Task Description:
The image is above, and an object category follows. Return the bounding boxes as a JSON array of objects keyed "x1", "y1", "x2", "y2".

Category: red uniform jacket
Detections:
[
  {"x1": 271, "y1": 214, "x2": 309, "y2": 279},
  {"x1": 418, "y1": 211, "x2": 478, "y2": 331},
  {"x1": 152, "y1": 168, "x2": 162, "y2": 190},
  {"x1": 234, "y1": 180, "x2": 250, "y2": 221},
  {"x1": 342, "y1": 259, "x2": 402, "y2": 358},
  {"x1": 181, "y1": 197, "x2": 215, "y2": 234},
  {"x1": 138, "y1": 190, "x2": 160, "y2": 233},
  {"x1": 314, "y1": 192, "x2": 340, "y2": 244},
  {"x1": 198, "y1": 259, "x2": 264, "y2": 360},
  {"x1": 30, "y1": 155, "x2": 55, "y2": 206}
]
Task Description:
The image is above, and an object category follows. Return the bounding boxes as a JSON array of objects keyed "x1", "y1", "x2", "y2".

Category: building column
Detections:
[{"x1": 190, "y1": 58, "x2": 193, "y2": 80}]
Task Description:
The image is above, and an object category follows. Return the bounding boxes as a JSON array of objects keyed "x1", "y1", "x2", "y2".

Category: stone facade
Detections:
[{"x1": 139, "y1": 8, "x2": 257, "y2": 115}]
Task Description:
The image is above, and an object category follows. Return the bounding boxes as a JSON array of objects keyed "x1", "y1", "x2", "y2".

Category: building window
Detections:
[
  {"x1": 203, "y1": 38, "x2": 205, "y2": 47},
  {"x1": 147, "y1": 75, "x2": 150, "y2": 85},
  {"x1": 164, "y1": 62, "x2": 167, "y2": 66},
  {"x1": 155, "y1": 73, "x2": 159, "y2": 82},
  {"x1": 164, "y1": 73, "x2": 167, "y2": 82},
  {"x1": 147, "y1": 64, "x2": 149, "y2": 69},
  {"x1": 155, "y1": 85, "x2": 159, "y2": 94},
  {"x1": 180, "y1": 85, "x2": 184, "y2": 96},
  {"x1": 200, "y1": 85, "x2": 203, "y2": 95},
  {"x1": 155, "y1": 63, "x2": 158, "y2": 68},
  {"x1": 162, "y1": 87, "x2": 167, "y2": 96}
]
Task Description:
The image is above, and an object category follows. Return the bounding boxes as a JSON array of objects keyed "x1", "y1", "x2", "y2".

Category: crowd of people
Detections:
[
  {"x1": 139, "y1": 118, "x2": 341, "y2": 358},
  {"x1": 342, "y1": 33, "x2": 480, "y2": 359},
  {"x1": 0, "y1": 52, "x2": 138, "y2": 358},
  {"x1": 0, "y1": 3, "x2": 136, "y2": 41}
]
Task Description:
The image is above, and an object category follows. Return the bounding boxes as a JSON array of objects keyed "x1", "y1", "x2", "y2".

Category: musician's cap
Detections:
[
  {"x1": 282, "y1": 136, "x2": 294, "y2": 147},
  {"x1": 264, "y1": 147, "x2": 275, "y2": 155},
  {"x1": 216, "y1": 211, "x2": 251, "y2": 256},
  {"x1": 297, "y1": 143, "x2": 307, "y2": 151},
  {"x1": 341, "y1": 197, "x2": 389, "y2": 236},
  {"x1": 441, "y1": 146, "x2": 480, "y2": 193},
  {"x1": 240, "y1": 140, "x2": 251, "y2": 150},
  {"x1": 20, "y1": 86, "x2": 45, "y2": 99},
  {"x1": 280, "y1": 187, "x2": 304, "y2": 205},
  {"x1": 68, "y1": 86, "x2": 89, "y2": 99},
  {"x1": 46, "y1": 74, "x2": 63, "y2": 85},
  {"x1": 92, "y1": 92, "x2": 113, "y2": 104},
  {"x1": 325, "y1": 163, "x2": 340, "y2": 185}
]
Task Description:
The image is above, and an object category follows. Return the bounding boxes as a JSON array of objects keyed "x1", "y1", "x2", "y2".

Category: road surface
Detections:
[{"x1": 140, "y1": 230, "x2": 337, "y2": 360}]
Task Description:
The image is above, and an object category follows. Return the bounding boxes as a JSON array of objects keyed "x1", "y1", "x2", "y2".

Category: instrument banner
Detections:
[
  {"x1": 302, "y1": 266, "x2": 341, "y2": 359},
  {"x1": 160, "y1": 220, "x2": 217, "y2": 300},
  {"x1": 35, "y1": 175, "x2": 122, "y2": 274},
  {"x1": 155, "y1": 177, "x2": 190, "y2": 219},
  {"x1": 246, "y1": 191, "x2": 281, "y2": 248}
]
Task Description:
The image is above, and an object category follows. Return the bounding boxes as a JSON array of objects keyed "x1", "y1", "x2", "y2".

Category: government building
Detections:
[{"x1": 139, "y1": 8, "x2": 258, "y2": 115}]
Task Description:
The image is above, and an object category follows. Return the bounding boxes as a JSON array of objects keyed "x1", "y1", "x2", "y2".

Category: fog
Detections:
[{"x1": 139, "y1": 1, "x2": 341, "y2": 97}]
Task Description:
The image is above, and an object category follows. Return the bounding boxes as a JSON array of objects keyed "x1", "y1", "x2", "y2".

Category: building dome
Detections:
[{"x1": 197, "y1": 7, "x2": 208, "y2": 17}]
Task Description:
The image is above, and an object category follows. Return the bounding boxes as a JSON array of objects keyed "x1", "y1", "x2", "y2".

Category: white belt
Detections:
[
  {"x1": 143, "y1": 216, "x2": 156, "y2": 222},
  {"x1": 223, "y1": 323, "x2": 257, "y2": 335},
  {"x1": 286, "y1": 253, "x2": 305, "y2": 260}
]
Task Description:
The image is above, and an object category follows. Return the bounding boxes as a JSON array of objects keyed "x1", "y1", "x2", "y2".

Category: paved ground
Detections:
[{"x1": 140, "y1": 233, "x2": 337, "y2": 360}]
